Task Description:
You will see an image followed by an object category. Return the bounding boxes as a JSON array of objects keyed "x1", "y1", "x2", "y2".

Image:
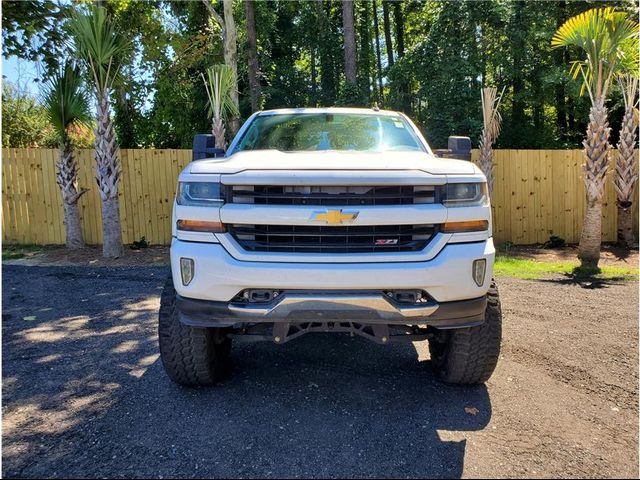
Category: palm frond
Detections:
[
  {"x1": 481, "y1": 86, "x2": 505, "y2": 144},
  {"x1": 618, "y1": 74, "x2": 639, "y2": 112},
  {"x1": 41, "y1": 61, "x2": 91, "y2": 145},
  {"x1": 68, "y1": 5, "x2": 130, "y2": 93},
  {"x1": 617, "y1": 33, "x2": 640, "y2": 76},
  {"x1": 202, "y1": 64, "x2": 239, "y2": 121},
  {"x1": 552, "y1": 7, "x2": 638, "y2": 101}
]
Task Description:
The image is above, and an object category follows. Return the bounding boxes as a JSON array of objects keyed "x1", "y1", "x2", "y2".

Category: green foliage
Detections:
[
  {"x1": 2, "y1": 244, "x2": 43, "y2": 261},
  {"x1": 543, "y1": 235, "x2": 567, "y2": 249},
  {"x1": 1, "y1": 83, "x2": 50, "y2": 147},
  {"x1": 2, "y1": 1, "x2": 71, "y2": 74},
  {"x1": 144, "y1": 1, "x2": 221, "y2": 148},
  {"x1": 7, "y1": 0, "x2": 638, "y2": 149},
  {"x1": 401, "y1": 1, "x2": 484, "y2": 148},
  {"x1": 552, "y1": 7, "x2": 639, "y2": 101},
  {"x1": 68, "y1": 5, "x2": 131, "y2": 93},
  {"x1": 336, "y1": 82, "x2": 367, "y2": 107},
  {"x1": 106, "y1": 0, "x2": 172, "y2": 147},
  {"x1": 494, "y1": 255, "x2": 637, "y2": 280},
  {"x1": 130, "y1": 236, "x2": 149, "y2": 250},
  {"x1": 202, "y1": 65, "x2": 240, "y2": 121},
  {"x1": 41, "y1": 62, "x2": 91, "y2": 147}
]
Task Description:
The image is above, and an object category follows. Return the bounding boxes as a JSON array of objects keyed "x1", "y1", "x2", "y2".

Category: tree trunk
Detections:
[
  {"x1": 102, "y1": 196, "x2": 123, "y2": 258},
  {"x1": 567, "y1": 95, "x2": 576, "y2": 133},
  {"x1": 478, "y1": 131, "x2": 494, "y2": 195},
  {"x1": 342, "y1": 0, "x2": 357, "y2": 86},
  {"x1": 393, "y1": 1, "x2": 404, "y2": 58},
  {"x1": 510, "y1": 1, "x2": 526, "y2": 139},
  {"x1": 617, "y1": 206, "x2": 636, "y2": 248},
  {"x1": 56, "y1": 141, "x2": 86, "y2": 249},
  {"x1": 382, "y1": 0, "x2": 393, "y2": 68},
  {"x1": 372, "y1": 0, "x2": 384, "y2": 103},
  {"x1": 357, "y1": 0, "x2": 372, "y2": 103},
  {"x1": 223, "y1": 0, "x2": 239, "y2": 136},
  {"x1": 244, "y1": 0, "x2": 260, "y2": 112},
  {"x1": 578, "y1": 98, "x2": 611, "y2": 267},
  {"x1": 311, "y1": 46, "x2": 318, "y2": 105},
  {"x1": 614, "y1": 97, "x2": 638, "y2": 248},
  {"x1": 95, "y1": 88, "x2": 123, "y2": 258},
  {"x1": 212, "y1": 117, "x2": 226, "y2": 149},
  {"x1": 578, "y1": 200, "x2": 603, "y2": 267},
  {"x1": 532, "y1": 72, "x2": 544, "y2": 134},
  {"x1": 317, "y1": 0, "x2": 336, "y2": 105},
  {"x1": 554, "y1": 0, "x2": 567, "y2": 141},
  {"x1": 392, "y1": 0, "x2": 410, "y2": 114},
  {"x1": 63, "y1": 202, "x2": 84, "y2": 250}
]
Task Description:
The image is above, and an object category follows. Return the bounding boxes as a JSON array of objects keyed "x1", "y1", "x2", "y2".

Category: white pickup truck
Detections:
[{"x1": 158, "y1": 108, "x2": 501, "y2": 386}]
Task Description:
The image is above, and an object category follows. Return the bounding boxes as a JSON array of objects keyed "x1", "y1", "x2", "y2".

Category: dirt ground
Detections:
[
  {"x1": 4, "y1": 245, "x2": 170, "y2": 267},
  {"x1": 2, "y1": 264, "x2": 638, "y2": 478},
  {"x1": 4, "y1": 243, "x2": 638, "y2": 269}
]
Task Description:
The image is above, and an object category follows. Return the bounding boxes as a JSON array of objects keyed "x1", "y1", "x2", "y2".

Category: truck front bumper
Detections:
[
  {"x1": 171, "y1": 238, "x2": 495, "y2": 328},
  {"x1": 176, "y1": 292, "x2": 487, "y2": 329}
]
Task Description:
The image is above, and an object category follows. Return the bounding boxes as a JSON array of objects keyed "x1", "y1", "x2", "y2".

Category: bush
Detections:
[
  {"x1": 2, "y1": 83, "x2": 50, "y2": 147},
  {"x1": 543, "y1": 235, "x2": 566, "y2": 249}
]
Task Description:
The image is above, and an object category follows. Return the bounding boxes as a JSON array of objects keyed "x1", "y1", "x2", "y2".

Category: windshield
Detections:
[{"x1": 233, "y1": 113, "x2": 425, "y2": 153}]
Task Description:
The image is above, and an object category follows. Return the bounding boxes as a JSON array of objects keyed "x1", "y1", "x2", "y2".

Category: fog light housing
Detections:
[
  {"x1": 472, "y1": 259, "x2": 486, "y2": 287},
  {"x1": 180, "y1": 257, "x2": 194, "y2": 286}
]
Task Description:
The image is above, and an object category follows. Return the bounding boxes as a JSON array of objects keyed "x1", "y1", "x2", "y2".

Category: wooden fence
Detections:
[{"x1": 2, "y1": 148, "x2": 638, "y2": 246}]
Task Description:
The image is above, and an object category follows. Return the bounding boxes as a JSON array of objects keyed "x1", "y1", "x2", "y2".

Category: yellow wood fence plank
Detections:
[
  {"x1": 143, "y1": 149, "x2": 158, "y2": 244},
  {"x1": 156, "y1": 149, "x2": 171, "y2": 244},
  {"x1": 117, "y1": 150, "x2": 130, "y2": 245},
  {"x1": 150, "y1": 149, "x2": 164, "y2": 244},
  {"x1": 2, "y1": 149, "x2": 16, "y2": 242}
]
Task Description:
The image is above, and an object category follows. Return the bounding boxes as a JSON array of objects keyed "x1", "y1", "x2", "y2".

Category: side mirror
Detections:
[
  {"x1": 193, "y1": 134, "x2": 225, "y2": 161},
  {"x1": 434, "y1": 136, "x2": 472, "y2": 161},
  {"x1": 448, "y1": 136, "x2": 472, "y2": 161}
]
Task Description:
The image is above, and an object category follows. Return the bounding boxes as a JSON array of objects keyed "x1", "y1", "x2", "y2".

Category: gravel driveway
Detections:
[{"x1": 2, "y1": 265, "x2": 638, "y2": 478}]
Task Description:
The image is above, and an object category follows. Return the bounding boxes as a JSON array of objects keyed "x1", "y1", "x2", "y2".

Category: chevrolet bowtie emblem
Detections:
[{"x1": 310, "y1": 209, "x2": 359, "y2": 225}]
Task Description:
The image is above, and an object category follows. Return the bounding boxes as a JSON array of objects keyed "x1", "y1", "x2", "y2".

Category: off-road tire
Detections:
[
  {"x1": 158, "y1": 276, "x2": 231, "y2": 386},
  {"x1": 428, "y1": 280, "x2": 502, "y2": 384}
]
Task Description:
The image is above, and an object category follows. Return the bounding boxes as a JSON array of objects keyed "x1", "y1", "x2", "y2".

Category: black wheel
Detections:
[
  {"x1": 158, "y1": 275, "x2": 231, "y2": 386},
  {"x1": 428, "y1": 280, "x2": 502, "y2": 385}
]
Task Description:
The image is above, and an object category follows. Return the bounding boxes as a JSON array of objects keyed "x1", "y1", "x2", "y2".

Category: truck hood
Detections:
[{"x1": 189, "y1": 150, "x2": 478, "y2": 175}]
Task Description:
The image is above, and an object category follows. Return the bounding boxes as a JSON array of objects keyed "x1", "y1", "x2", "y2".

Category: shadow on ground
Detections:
[
  {"x1": 537, "y1": 272, "x2": 630, "y2": 290},
  {"x1": 2, "y1": 265, "x2": 491, "y2": 478}
]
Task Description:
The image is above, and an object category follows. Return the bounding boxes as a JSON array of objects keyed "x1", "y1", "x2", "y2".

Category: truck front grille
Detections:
[
  {"x1": 225, "y1": 185, "x2": 436, "y2": 205},
  {"x1": 228, "y1": 224, "x2": 437, "y2": 253}
]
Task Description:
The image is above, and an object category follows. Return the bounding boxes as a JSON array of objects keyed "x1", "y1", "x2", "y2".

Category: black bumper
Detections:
[{"x1": 176, "y1": 293, "x2": 487, "y2": 330}]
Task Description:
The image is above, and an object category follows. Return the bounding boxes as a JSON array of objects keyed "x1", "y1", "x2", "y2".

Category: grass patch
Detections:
[
  {"x1": 2, "y1": 244, "x2": 43, "y2": 260},
  {"x1": 494, "y1": 255, "x2": 638, "y2": 280}
]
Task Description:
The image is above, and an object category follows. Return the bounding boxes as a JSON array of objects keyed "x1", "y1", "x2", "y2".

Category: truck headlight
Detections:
[
  {"x1": 444, "y1": 182, "x2": 488, "y2": 207},
  {"x1": 177, "y1": 182, "x2": 224, "y2": 206}
]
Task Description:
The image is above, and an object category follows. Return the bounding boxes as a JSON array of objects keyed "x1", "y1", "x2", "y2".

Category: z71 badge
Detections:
[{"x1": 375, "y1": 239, "x2": 398, "y2": 245}]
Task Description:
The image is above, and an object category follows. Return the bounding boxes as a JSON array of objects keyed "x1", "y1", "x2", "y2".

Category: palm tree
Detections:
[
  {"x1": 614, "y1": 74, "x2": 639, "y2": 248},
  {"x1": 42, "y1": 62, "x2": 91, "y2": 249},
  {"x1": 202, "y1": 65, "x2": 239, "y2": 150},
  {"x1": 479, "y1": 86, "x2": 505, "y2": 196},
  {"x1": 69, "y1": 5, "x2": 129, "y2": 258},
  {"x1": 201, "y1": 0, "x2": 240, "y2": 135},
  {"x1": 552, "y1": 7, "x2": 638, "y2": 267}
]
